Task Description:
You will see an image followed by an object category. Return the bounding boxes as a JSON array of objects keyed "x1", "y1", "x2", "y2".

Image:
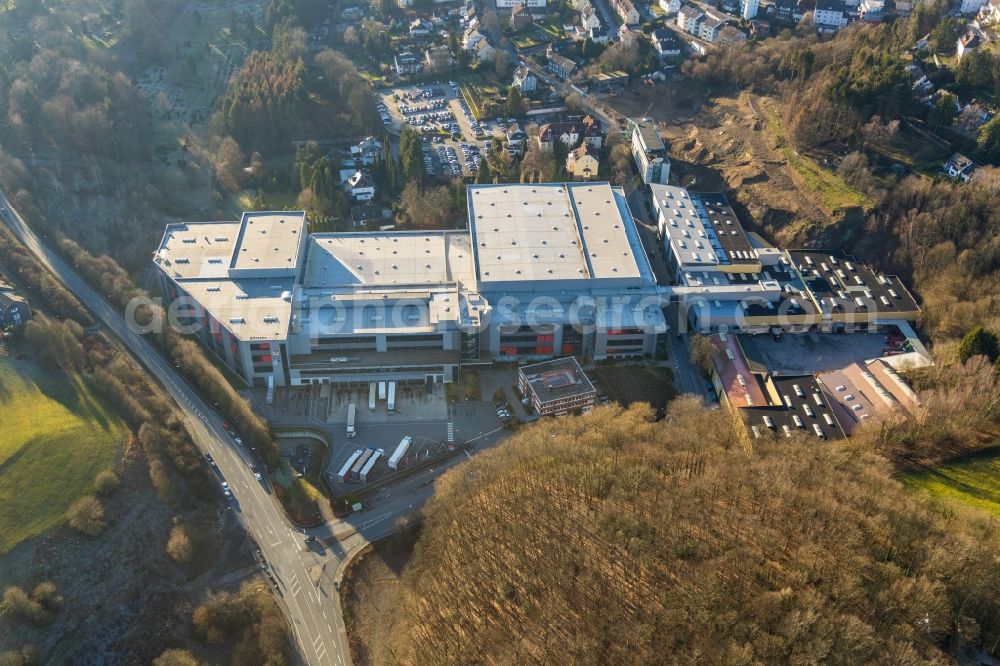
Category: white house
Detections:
[
  {"x1": 659, "y1": 0, "x2": 682, "y2": 13},
  {"x1": 960, "y1": 0, "x2": 987, "y2": 12},
  {"x1": 677, "y1": 5, "x2": 705, "y2": 33},
  {"x1": 741, "y1": 0, "x2": 759, "y2": 19},
  {"x1": 513, "y1": 65, "x2": 538, "y2": 92},
  {"x1": 580, "y1": 4, "x2": 602, "y2": 29},
  {"x1": 812, "y1": 0, "x2": 849, "y2": 30},
  {"x1": 698, "y1": 15, "x2": 725, "y2": 41},
  {"x1": 611, "y1": 0, "x2": 640, "y2": 25},
  {"x1": 347, "y1": 171, "x2": 376, "y2": 201}
]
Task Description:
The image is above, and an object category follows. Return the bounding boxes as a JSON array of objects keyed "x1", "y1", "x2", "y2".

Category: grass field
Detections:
[
  {"x1": 0, "y1": 356, "x2": 125, "y2": 553},
  {"x1": 761, "y1": 105, "x2": 868, "y2": 213},
  {"x1": 901, "y1": 449, "x2": 1000, "y2": 517}
]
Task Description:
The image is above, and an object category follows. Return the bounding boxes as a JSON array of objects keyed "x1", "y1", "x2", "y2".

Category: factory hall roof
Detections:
[
  {"x1": 302, "y1": 231, "x2": 476, "y2": 289},
  {"x1": 468, "y1": 182, "x2": 645, "y2": 285}
]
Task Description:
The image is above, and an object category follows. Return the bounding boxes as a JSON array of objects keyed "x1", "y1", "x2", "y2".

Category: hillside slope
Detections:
[{"x1": 392, "y1": 401, "x2": 1000, "y2": 665}]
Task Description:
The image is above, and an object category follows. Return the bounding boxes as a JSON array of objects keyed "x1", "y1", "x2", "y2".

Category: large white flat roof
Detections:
[
  {"x1": 468, "y1": 183, "x2": 642, "y2": 285},
  {"x1": 155, "y1": 222, "x2": 242, "y2": 280},
  {"x1": 302, "y1": 231, "x2": 475, "y2": 289},
  {"x1": 181, "y1": 278, "x2": 293, "y2": 342},
  {"x1": 231, "y1": 212, "x2": 305, "y2": 272}
]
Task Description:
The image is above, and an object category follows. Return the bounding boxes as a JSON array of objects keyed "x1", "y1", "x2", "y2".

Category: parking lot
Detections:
[
  {"x1": 743, "y1": 332, "x2": 891, "y2": 376},
  {"x1": 379, "y1": 82, "x2": 514, "y2": 178}
]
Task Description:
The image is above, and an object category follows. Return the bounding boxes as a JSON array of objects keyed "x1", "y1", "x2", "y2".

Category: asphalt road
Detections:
[{"x1": 0, "y1": 190, "x2": 439, "y2": 666}]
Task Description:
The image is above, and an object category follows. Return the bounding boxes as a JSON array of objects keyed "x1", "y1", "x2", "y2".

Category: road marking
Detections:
[{"x1": 313, "y1": 634, "x2": 322, "y2": 648}]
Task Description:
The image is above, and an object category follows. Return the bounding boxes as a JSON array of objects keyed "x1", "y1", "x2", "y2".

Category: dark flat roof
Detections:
[
  {"x1": 743, "y1": 375, "x2": 846, "y2": 440},
  {"x1": 788, "y1": 250, "x2": 920, "y2": 317},
  {"x1": 693, "y1": 193, "x2": 755, "y2": 263}
]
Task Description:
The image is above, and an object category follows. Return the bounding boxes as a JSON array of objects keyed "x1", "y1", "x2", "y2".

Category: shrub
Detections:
[
  {"x1": 66, "y1": 495, "x2": 106, "y2": 535},
  {"x1": 94, "y1": 469, "x2": 121, "y2": 495}
]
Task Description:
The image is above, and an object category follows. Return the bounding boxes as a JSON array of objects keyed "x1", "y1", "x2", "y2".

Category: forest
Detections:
[{"x1": 389, "y1": 395, "x2": 1000, "y2": 665}]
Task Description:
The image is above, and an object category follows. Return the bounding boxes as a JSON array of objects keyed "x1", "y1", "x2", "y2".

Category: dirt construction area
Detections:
[{"x1": 607, "y1": 88, "x2": 867, "y2": 249}]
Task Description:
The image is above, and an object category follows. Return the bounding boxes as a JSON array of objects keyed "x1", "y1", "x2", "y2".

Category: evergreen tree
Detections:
[{"x1": 958, "y1": 326, "x2": 999, "y2": 364}]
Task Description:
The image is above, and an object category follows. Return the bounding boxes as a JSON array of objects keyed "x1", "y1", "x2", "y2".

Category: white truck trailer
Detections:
[
  {"x1": 337, "y1": 449, "x2": 363, "y2": 482},
  {"x1": 359, "y1": 448, "x2": 385, "y2": 483},
  {"x1": 346, "y1": 403, "x2": 357, "y2": 438},
  {"x1": 387, "y1": 436, "x2": 412, "y2": 470},
  {"x1": 387, "y1": 381, "x2": 396, "y2": 413}
]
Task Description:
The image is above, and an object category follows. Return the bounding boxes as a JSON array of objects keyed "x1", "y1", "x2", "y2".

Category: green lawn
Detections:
[
  {"x1": 901, "y1": 450, "x2": 1000, "y2": 517},
  {"x1": 0, "y1": 356, "x2": 125, "y2": 553},
  {"x1": 761, "y1": 104, "x2": 868, "y2": 213}
]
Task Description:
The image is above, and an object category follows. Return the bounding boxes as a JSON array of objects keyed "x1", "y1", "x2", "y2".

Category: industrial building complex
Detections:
[
  {"x1": 650, "y1": 184, "x2": 921, "y2": 335},
  {"x1": 154, "y1": 183, "x2": 666, "y2": 388}
]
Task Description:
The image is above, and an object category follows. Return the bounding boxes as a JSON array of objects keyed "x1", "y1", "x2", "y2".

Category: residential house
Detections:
[
  {"x1": 698, "y1": 15, "x2": 725, "y2": 42},
  {"x1": 538, "y1": 121, "x2": 582, "y2": 150},
  {"x1": 547, "y1": 51, "x2": 578, "y2": 79},
  {"x1": 347, "y1": 171, "x2": 376, "y2": 201},
  {"x1": 566, "y1": 143, "x2": 600, "y2": 180},
  {"x1": 749, "y1": 19, "x2": 770, "y2": 36},
  {"x1": 771, "y1": 0, "x2": 802, "y2": 22},
  {"x1": 465, "y1": 29, "x2": 496, "y2": 61},
  {"x1": 425, "y1": 45, "x2": 455, "y2": 71},
  {"x1": 0, "y1": 282, "x2": 30, "y2": 327},
  {"x1": 351, "y1": 137, "x2": 384, "y2": 166},
  {"x1": 506, "y1": 122, "x2": 527, "y2": 156},
  {"x1": 611, "y1": 0, "x2": 640, "y2": 25},
  {"x1": 954, "y1": 103, "x2": 992, "y2": 133},
  {"x1": 511, "y1": 2, "x2": 534, "y2": 30},
  {"x1": 350, "y1": 204, "x2": 393, "y2": 229},
  {"x1": 618, "y1": 22, "x2": 639, "y2": 42},
  {"x1": 659, "y1": 0, "x2": 682, "y2": 13},
  {"x1": 957, "y1": 30, "x2": 980, "y2": 60},
  {"x1": 628, "y1": 117, "x2": 670, "y2": 184},
  {"x1": 513, "y1": 64, "x2": 538, "y2": 92},
  {"x1": 652, "y1": 27, "x2": 683, "y2": 56},
  {"x1": 741, "y1": 0, "x2": 759, "y2": 19},
  {"x1": 858, "y1": 0, "x2": 884, "y2": 20},
  {"x1": 394, "y1": 51, "x2": 423, "y2": 75},
  {"x1": 589, "y1": 25, "x2": 611, "y2": 43},
  {"x1": 581, "y1": 114, "x2": 604, "y2": 148},
  {"x1": 812, "y1": 0, "x2": 849, "y2": 31},
  {"x1": 409, "y1": 18, "x2": 433, "y2": 37},
  {"x1": 979, "y1": 0, "x2": 1000, "y2": 22},
  {"x1": 580, "y1": 4, "x2": 602, "y2": 29},
  {"x1": 677, "y1": 4, "x2": 705, "y2": 34},
  {"x1": 716, "y1": 24, "x2": 747, "y2": 47},
  {"x1": 960, "y1": 0, "x2": 988, "y2": 12},
  {"x1": 941, "y1": 153, "x2": 977, "y2": 182}
]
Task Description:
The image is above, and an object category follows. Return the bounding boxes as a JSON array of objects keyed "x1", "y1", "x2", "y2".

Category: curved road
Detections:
[{"x1": 0, "y1": 190, "x2": 444, "y2": 666}]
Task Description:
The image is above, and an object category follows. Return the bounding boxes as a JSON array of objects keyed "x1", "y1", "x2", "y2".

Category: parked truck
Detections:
[
  {"x1": 368, "y1": 381, "x2": 376, "y2": 411},
  {"x1": 387, "y1": 435, "x2": 412, "y2": 470},
  {"x1": 350, "y1": 448, "x2": 374, "y2": 480},
  {"x1": 337, "y1": 449, "x2": 363, "y2": 482},
  {"x1": 387, "y1": 381, "x2": 396, "y2": 413},
  {"x1": 359, "y1": 448, "x2": 384, "y2": 483},
  {"x1": 378, "y1": 380, "x2": 387, "y2": 401},
  {"x1": 346, "y1": 403, "x2": 357, "y2": 438}
]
